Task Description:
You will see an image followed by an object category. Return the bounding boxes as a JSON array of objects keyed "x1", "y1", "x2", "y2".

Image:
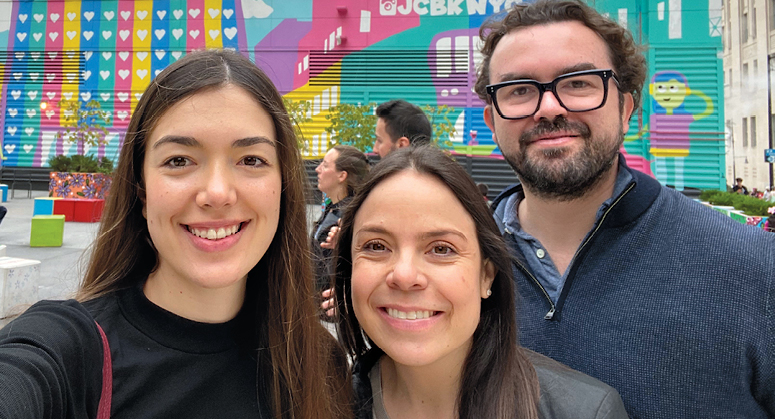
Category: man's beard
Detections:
[{"x1": 503, "y1": 117, "x2": 622, "y2": 201}]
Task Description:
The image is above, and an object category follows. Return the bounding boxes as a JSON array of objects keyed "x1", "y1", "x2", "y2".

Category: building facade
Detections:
[
  {"x1": 0, "y1": 0, "x2": 725, "y2": 191},
  {"x1": 723, "y1": 0, "x2": 775, "y2": 191}
]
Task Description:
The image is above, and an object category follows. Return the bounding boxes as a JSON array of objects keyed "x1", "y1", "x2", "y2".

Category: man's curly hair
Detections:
[{"x1": 475, "y1": 0, "x2": 647, "y2": 114}]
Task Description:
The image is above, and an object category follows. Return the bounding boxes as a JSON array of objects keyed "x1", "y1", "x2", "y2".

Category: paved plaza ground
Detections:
[{"x1": 0, "y1": 190, "x2": 322, "y2": 305}]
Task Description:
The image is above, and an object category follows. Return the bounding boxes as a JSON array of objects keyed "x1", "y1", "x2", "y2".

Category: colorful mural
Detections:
[{"x1": 0, "y1": 0, "x2": 725, "y2": 189}]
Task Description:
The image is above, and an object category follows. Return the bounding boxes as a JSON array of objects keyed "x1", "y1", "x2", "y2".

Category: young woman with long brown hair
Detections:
[
  {"x1": 334, "y1": 146, "x2": 628, "y2": 419},
  {"x1": 0, "y1": 49, "x2": 350, "y2": 419}
]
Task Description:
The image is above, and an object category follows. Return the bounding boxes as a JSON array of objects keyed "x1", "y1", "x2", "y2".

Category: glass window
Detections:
[
  {"x1": 751, "y1": 116, "x2": 757, "y2": 148},
  {"x1": 743, "y1": 118, "x2": 749, "y2": 147}
]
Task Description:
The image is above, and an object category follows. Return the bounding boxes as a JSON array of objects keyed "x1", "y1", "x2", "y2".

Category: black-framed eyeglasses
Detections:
[{"x1": 486, "y1": 69, "x2": 620, "y2": 120}]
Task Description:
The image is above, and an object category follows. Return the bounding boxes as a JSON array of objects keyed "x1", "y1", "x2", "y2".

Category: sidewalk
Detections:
[{"x1": 0, "y1": 190, "x2": 323, "y2": 303}]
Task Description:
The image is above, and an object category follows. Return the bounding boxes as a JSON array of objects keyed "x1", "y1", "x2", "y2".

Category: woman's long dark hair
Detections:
[
  {"x1": 335, "y1": 146, "x2": 540, "y2": 418},
  {"x1": 332, "y1": 145, "x2": 370, "y2": 197},
  {"x1": 78, "y1": 49, "x2": 350, "y2": 419}
]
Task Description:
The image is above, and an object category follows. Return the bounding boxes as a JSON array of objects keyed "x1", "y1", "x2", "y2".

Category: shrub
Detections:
[
  {"x1": 46, "y1": 154, "x2": 114, "y2": 175},
  {"x1": 703, "y1": 189, "x2": 770, "y2": 216}
]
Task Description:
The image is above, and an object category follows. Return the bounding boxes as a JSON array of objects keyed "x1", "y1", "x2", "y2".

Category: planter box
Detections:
[
  {"x1": 49, "y1": 172, "x2": 111, "y2": 199},
  {"x1": 0, "y1": 257, "x2": 40, "y2": 318}
]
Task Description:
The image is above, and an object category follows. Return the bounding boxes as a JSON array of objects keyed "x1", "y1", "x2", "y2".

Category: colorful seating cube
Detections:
[
  {"x1": 0, "y1": 256, "x2": 40, "y2": 318},
  {"x1": 73, "y1": 198, "x2": 105, "y2": 222},
  {"x1": 30, "y1": 215, "x2": 65, "y2": 247},
  {"x1": 0, "y1": 184, "x2": 7, "y2": 202},
  {"x1": 53, "y1": 198, "x2": 77, "y2": 221},
  {"x1": 33, "y1": 197, "x2": 59, "y2": 216}
]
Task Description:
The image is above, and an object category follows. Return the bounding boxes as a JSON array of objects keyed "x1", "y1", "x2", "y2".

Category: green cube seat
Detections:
[{"x1": 30, "y1": 215, "x2": 65, "y2": 247}]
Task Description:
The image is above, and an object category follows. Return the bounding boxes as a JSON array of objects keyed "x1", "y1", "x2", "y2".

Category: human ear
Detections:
[
  {"x1": 480, "y1": 259, "x2": 496, "y2": 298},
  {"x1": 621, "y1": 92, "x2": 635, "y2": 127},
  {"x1": 483, "y1": 106, "x2": 499, "y2": 148},
  {"x1": 396, "y1": 136, "x2": 410, "y2": 149}
]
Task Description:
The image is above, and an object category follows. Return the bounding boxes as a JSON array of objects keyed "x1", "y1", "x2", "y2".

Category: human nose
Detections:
[
  {"x1": 386, "y1": 250, "x2": 427, "y2": 291},
  {"x1": 315, "y1": 162, "x2": 323, "y2": 173},
  {"x1": 196, "y1": 162, "x2": 237, "y2": 209},
  {"x1": 532, "y1": 87, "x2": 568, "y2": 122}
]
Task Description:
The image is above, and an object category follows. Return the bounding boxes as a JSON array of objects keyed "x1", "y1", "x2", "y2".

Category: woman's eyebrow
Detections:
[
  {"x1": 151, "y1": 135, "x2": 276, "y2": 149},
  {"x1": 233, "y1": 136, "x2": 276, "y2": 148}
]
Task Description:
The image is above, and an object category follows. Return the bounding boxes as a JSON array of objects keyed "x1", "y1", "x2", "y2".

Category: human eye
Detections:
[
  {"x1": 429, "y1": 242, "x2": 456, "y2": 256},
  {"x1": 509, "y1": 84, "x2": 532, "y2": 97},
  {"x1": 239, "y1": 155, "x2": 268, "y2": 167},
  {"x1": 162, "y1": 156, "x2": 192, "y2": 168},
  {"x1": 362, "y1": 240, "x2": 388, "y2": 252}
]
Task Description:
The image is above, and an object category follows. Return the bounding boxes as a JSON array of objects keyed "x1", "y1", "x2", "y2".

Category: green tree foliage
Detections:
[
  {"x1": 282, "y1": 97, "x2": 313, "y2": 151},
  {"x1": 324, "y1": 102, "x2": 378, "y2": 151},
  {"x1": 324, "y1": 103, "x2": 457, "y2": 153},
  {"x1": 47, "y1": 99, "x2": 113, "y2": 172}
]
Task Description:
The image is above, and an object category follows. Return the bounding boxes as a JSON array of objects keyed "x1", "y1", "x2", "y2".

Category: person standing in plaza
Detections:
[{"x1": 476, "y1": 1, "x2": 774, "y2": 417}]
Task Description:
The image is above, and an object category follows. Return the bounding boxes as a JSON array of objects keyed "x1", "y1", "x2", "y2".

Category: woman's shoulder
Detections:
[{"x1": 526, "y1": 350, "x2": 629, "y2": 419}]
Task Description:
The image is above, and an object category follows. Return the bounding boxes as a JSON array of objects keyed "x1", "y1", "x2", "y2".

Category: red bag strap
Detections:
[{"x1": 95, "y1": 322, "x2": 112, "y2": 419}]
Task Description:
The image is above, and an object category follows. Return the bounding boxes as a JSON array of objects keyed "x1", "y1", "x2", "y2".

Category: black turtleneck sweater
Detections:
[{"x1": 0, "y1": 283, "x2": 269, "y2": 419}]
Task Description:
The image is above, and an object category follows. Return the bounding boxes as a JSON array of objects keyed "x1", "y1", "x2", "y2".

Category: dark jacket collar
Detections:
[{"x1": 491, "y1": 153, "x2": 662, "y2": 229}]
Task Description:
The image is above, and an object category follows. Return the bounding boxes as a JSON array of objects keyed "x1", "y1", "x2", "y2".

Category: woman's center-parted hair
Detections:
[
  {"x1": 79, "y1": 49, "x2": 351, "y2": 419},
  {"x1": 334, "y1": 145, "x2": 540, "y2": 419}
]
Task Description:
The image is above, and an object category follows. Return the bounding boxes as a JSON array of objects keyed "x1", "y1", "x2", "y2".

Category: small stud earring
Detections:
[{"x1": 486, "y1": 289, "x2": 492, "y2": 297}]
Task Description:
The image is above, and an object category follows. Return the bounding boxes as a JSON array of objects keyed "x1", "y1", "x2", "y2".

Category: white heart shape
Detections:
[
  {"x1": 33, "y1": 33, "x2": 42, "y2": 42},
  {"x1": 33, "y1": 14, "x2": 44, "y2": 22},
  {"x1": 83, "y1": 51, "x2": 93, "y2": 61},
  {"x1": 50, "y1": 13, "x2": 60, "y2": 22},
  {"x1": 19, "y1": 14, "x2": 28, "y2": 23},
  {"x1": 155, "y1": 29, "x2": 166, "y2": 40},
  {"x1": 102, "y1": 30, "x2": 112, "y2": 40},
  {"x1": 155, "y1": 50, "x2": 166, "y2": 60},
  {"x1": 25, "y1": 128, "x2": 35, "y2": 136},
  {"x1": 83, "y1": 31, "x2": 94, "y2": 41},
  {"x1": 66, "y1": 73, "x2": 75, "y2": 81},
  {"x1": 23, "y1": 144, "x2": 34, "y2": 153},
  {"x1": 48, "y1": 52, "x2": 57, "y2": 59},
  {"x1": 157, "y1": 10, "x2": 167, "y2": 19},
  {"x1": 29, "y1": 73, "x2": 39, "y2": 81},
  {"x1": 136, "y1": 51, "x2": 148, "y2": 61},
  {"x1": 189, "y1": 9, "x2": 200, "y2": 18},
  {"x1": 4, "y1": 145, "x2": 15, "y2": 154},
  {"x1": 173, "y1": 9, "x2": 184, "y2": 19},
  {"x1": 118, "y1": 69, "x2": 130, "y2": 80},
  {"x1": 102, "y1": 52, "x2": 112, "y2": 60},
  {"x1": 172, "y1": 28, "x2": 183, "y2": 39},
  {"x1": 17, "y1": 33, "x2": 27, "y2": 42},
  {"x1": 209, "y1": 29, "x2": 219, "y2": 40},
  {"x1": 137, "y1": 29, "x2": 148, "y2": 41},
  {"x1": 104, "y1": 11, "x2": 114, "y2": 21},
  {"x1": 49, "y1": 32, "x2": 58, "y2": 41},
  {"x1": 26, "y1": 108, "x2": 36, "y2": 117},
  {"x1": 8, "y1": 109, "x2": 18, "y2": 117},
  {"x1": 172, "y1": 51, "x2": 182, "y2": 60},
  {"x1": 63, "y1": 92, "x2": 73, "y2": 100},
  {"x1": 13, "y1": 73, "x2": 21, "y2": 80},
  {"x1": 46, "y1": 73, "x2": 55, "y2": 82},
  {"x1": 135, "y1": 93, "x2": 143, "y2": 100},
  {"x1": 46, "y1": 110, "x2": 55, "y2": 119},
  {"x1": 11, "y1": 90, "x2": 21, "y2": 100},
  {"x1": 117, "y1": 111, "x2": 129, "y2": 120},
  {"x1": 84, "y1": 11, "x2": 95, "y2": 21},
  {"x1": 65, "y1": 51, "x2": 75, "y2": 58},
  {"x1": 100, "y1": 70, "x2": 110, "y2": 80},
  {"x1": 117, "y1": 92, "x2": 129, "y2": 102},
  {"x1": 119, "y1": 51, "x2": 129, "y2": 61},
  {"x1": 208, "y1": 8, "x2": 220, "y2": 18},
  {"x1": 136, "y1": 10, "x2": 148, "y2": 20},
  {"x1": 67, "y1": 31, "x2": 77, "y2": 40},
  {"x1": 31, "y1": 52, "x2": 40, "y2": 60},
  {"x1": 189, "y1": 30, "x2": 200, "y2": 39},
  {"x1": 15, "y1": 52, "x2": 24, "y2": 60},
  {"x1": 27, "y1": 91, "x2": 38, "y2": 100},
  {"x1": 46, "y1": 92, "x2": 56, "y2": 100},
  {"x1": 121, "y1": 10, "x2": 131, "y2": 20},
  {"x1": 82, "y1": 70, "x2": 92, "y2": 80},
  {"x1": 223, "y1": 9, "x2": 234, "y2": 19},
  {"x1": 67, "y1": 12, "x2": 76, "y2": 21},
  {"x1": 155, "y1": 69, "x2": 162, "y2": 76},
  {"x1": 136, "y1": 69, "x2": 148, "y2": 80},
  {"x1": 81, "y1": 92, "x2": 91, "y2": 101},
  {"x1": 224, "y1": 27, "x2": 237, "y2": 40},
  {"x1": 100, "y1": 93, "x2": 111, "y2": 101},
  {"x1": 119, "y1": 30, "x2": 130, "y2": 41},
  {"x1": 7, "y1": 127, "x2": 17, "y2": 136}
]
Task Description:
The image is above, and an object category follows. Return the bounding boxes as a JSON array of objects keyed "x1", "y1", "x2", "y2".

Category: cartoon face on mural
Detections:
[{"x1": 650, "y1": 71, "x2": 691, "y2": 114}]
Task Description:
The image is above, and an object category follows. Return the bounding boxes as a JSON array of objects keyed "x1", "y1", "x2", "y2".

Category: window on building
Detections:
[
  {"x1": 751, "y1": 116, "x2": 757, "y2": 147},
  {"x1": 743, "y1": 10, "x2": 750, "y2": 42},
  {"x1": 754, "y1": 60, "x2": 759, "y2": 91},
  {"x1": 743, "y1": 63, "x2": 749, "y2": 89},
  {"x1": 743, "y1": 118, "x2": 749, "y2": 147},
  {"x1": 753, "y1": 6, "x2": 758, "y2": 39},
  {"x1": 771, "y1": 0, "x2": 775, "y2": 30}
]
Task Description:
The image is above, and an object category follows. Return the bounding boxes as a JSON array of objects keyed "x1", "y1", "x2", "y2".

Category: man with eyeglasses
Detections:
[{"x1": 477, "y1": 1, "x2": 774, "y2": 418}]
